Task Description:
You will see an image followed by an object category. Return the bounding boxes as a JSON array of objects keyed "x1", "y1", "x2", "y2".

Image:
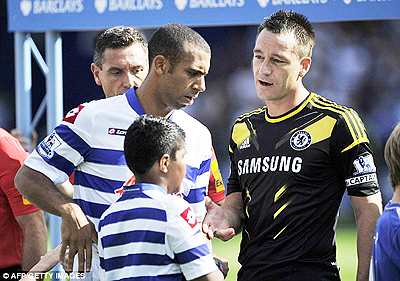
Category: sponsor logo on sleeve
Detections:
[
  {"x1": 353, "y1": 154, "x2": 376, "y2": 175},
  {"x1": 37, "y1": 132, "x2": 63, "y2": 159},
  {"x1": 108, "y1": 128, "x2": 127, "y2": 136},
  {"x1": 180, "y1": 207, "x2": 198, "y2": 228},
  {"x1": 63, "y1": 105, "x2": 85, "y2": 124}
]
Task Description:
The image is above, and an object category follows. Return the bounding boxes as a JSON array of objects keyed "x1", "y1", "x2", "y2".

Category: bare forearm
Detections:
[
  {"x1": 16, "y1": 211, "x2": 48, "y2": 271},
  {"x1": 355, "y1": 213, "x2": 380, "y2": 280},
  {"x1": 15, "y1": 165, "x2": 74, "y2": 216},
  {"x1": 351, "y1": 193, "x2": 382, "y2": 281},
  {"x1": 222, "y1": 193, "x2": 244, "y2": 233}
]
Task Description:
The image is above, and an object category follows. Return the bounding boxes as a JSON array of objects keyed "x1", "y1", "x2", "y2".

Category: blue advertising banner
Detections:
[{"x1": 7, "y1": 0, "x2": 400, "y2": 32}]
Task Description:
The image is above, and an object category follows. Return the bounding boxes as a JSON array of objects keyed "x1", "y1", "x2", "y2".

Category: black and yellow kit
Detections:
[{"x1": 227, "y1": 93, "x2": 379, "y2": 281}]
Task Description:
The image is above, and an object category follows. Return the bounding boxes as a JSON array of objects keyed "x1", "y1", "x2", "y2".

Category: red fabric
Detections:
[
  {"x1": 208, "y1": 146, "x2": 226, "y2": 203},
  {"x1": 0, "y1": 128, "x2": 39, "y2": 269}
]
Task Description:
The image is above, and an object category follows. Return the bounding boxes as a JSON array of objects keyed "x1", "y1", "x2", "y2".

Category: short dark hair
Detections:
[
  {"x1": 93, "y1": 26, "x2": 148, "y2": 68},
  {"x1": 384, "y1": 123, "x2": 400, "y2": 190},
  {"x1": 258, "y1": 10, "x2": 315, "y2": 58},
  {"x1": 124, "y1": 115, "x2": 186, "y2": 175},
  {"x1": 148, "y1": 23, "x2": 211, "y2": 72}
]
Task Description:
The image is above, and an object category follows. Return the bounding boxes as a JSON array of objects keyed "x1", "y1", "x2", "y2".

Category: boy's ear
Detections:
[{"x1": 159, "y1": 154, "x2": 171, "y2": 174}]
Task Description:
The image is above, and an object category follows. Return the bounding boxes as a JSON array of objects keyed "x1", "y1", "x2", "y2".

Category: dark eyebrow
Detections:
[
  {"x1": 107, "y1": 66, "x2": 123, "y2": 73},
  {"x1": 188, "y1": 68, "x2": 206, "y2": 76}
]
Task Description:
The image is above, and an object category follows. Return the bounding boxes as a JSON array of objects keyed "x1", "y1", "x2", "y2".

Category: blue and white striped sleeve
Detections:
[{"x1": 166, "y1": 197, "x2": 217, "y2": 280}]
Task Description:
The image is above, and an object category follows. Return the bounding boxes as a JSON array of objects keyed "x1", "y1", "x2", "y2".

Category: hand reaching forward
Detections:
[
  {"x1": 60, "y1": 203, "x2": 97, "y2": 273},
  {"x1": 202, "y1": 196, "x2": 236, "y2": 241}
]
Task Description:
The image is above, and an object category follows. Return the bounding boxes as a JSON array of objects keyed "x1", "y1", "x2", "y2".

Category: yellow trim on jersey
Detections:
[
  {"x1": 265, "y1": 93, "x2": 315, "y2": 123},
  {"x1": 245, "y1": 189, "x2": 252, "y2": 218},
  {"x1": 274, "y1": 198, "x2": 293, "y2": 219},
  {"x1": 316, "y1": 95, "x2": 367, "y2": 139},
  {"x1": 274, "y1": 224, "x2": 288, "y2": 240},
  {"x1": 304, "y1": 115, "x2": 337, "y2": 145},
  {"x1": 274, "y1": 185, "x2": 286, "y2": 202},
  {"x1": 236, "y1": 107, "x2": 266, "y2": 123},
  {"x1": 232, "y1": 122, "x2": 251, "y2": 148},
  {"x1": 309, "y1": 95, "x2": 369, "y2": 152}
]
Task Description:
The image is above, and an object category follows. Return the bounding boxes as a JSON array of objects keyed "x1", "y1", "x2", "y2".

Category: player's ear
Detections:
[
  {"x1": 91, "y1": 63, "x2": 102, "y2": 86},
  {"x1": 299, "y1": 56, "x2": 312, "y2": 78},
  {"x1": 153, "y1": 55, "x2": 170, "y2": 75},
  {"x1": 159, "y1": 154, "x2": 170, "y2": 174}
]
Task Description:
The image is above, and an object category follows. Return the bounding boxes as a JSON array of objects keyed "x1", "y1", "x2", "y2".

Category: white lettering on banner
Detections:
[
  {"x1": 20, "y1": 0, "x2": 33, "y2": 16},
  {"x1": 95, "y1": 0, "x2": 107, "y2": 13},
  {"x1": 357, "y1": 0, "x2": 393, "y2": 2},
  {"x1": 345, "y1": 173, "x2": 377, "y2": 187},
  {"x1": 32, "y1": 0, "x2": 84, "y2": 14},
  {"x1": 271, "y1": 0, "x2": 327, "y2": 6},
  {"x1": 257, "y1": 0, "x2": 269, "y2": 7},
  {"x1": 179, "y1": 0, "x2": 245, "y2": 9},
  {"x1": 109, "y1": 0, "x2": 163, "y2": 11}
]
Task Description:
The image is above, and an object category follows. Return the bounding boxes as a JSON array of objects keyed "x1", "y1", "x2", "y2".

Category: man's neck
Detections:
[
  {"x1": 266, "y1": 86, "x2": 310, "y2": 117},
  {"x1": 135, "y1": 83, "x2": 172, "y2": 117}
]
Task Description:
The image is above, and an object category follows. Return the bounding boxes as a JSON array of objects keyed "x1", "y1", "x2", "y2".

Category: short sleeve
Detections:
[
  {"x1": 0, "y1": 134, "x2": 39, "y2": 217},
  {"x1": 227, "y1": 122, "x2": 242, "y2": 195},
  {"x1": 24, "y1": 104, "x2": 90, "y2": 185},
  {"x1": 331, "y1": 111, "x2": 379, "y2": 197},
  {"x1": 166, "y1": 197, "x2": 217, "y2": 280}
]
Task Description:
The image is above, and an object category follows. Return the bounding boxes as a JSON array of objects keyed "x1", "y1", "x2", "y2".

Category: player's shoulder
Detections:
[
  {"x1": 163, "y1": 195, "x2": 199, "y2": 230},
  {"x1": 234, "y1": 106, "x2": 267, "y2": 124},
  {"x1": 76, "y1": 95, "x2": 127, "y2": 115},
  {"x1": 309, "y1": 93, "x2": 362, "y2": 121},
  {"x1": 62, "y1": 95, "x2": 129, "y2": 125},
  {"x1": 162, "y1": 194, "x2": 190, "y2": 210},
  {"x1": 312, "y1": 92, "x2": 366, "y2": 129},
  {"x1": 171, "y1": 110, "x2": 211, "y2": 135}
]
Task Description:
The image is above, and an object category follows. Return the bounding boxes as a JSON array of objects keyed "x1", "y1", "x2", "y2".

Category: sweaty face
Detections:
[
  {"x1": 161, "y1": 44, "x2": 211, "y2": 111},
  {"x1": 92, "y1": 43, "x2": 149, "y2": 98},
  {"x1": 167, "y1": 144, "x2": 186, "y2": 194},
  {"x1": 252, "y1": 29, "x2": 305, "y2": 104}
]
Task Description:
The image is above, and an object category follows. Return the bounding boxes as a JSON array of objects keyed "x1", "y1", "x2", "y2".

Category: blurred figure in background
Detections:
[{"x1": 0, "y1": 127, "x2": 47, "y2": 273}]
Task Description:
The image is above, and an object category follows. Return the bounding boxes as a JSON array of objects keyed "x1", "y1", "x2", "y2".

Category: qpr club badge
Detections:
[{"x1": 290, "y1": 130, "x2": 312, "y2": 151}]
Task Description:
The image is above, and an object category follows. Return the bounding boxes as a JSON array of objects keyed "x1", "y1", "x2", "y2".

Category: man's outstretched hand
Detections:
[
  {"x1": 202, "y1": 196, "x2": 235, "y2": 241},
  {"x1": 60, "y1": 203, "x2": 97, "y2": 273}
]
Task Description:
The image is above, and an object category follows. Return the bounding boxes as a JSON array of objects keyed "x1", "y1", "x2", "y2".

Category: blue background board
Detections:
[{"x1": 8, "y1": 0, "x2": 400, "y2": 32}]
